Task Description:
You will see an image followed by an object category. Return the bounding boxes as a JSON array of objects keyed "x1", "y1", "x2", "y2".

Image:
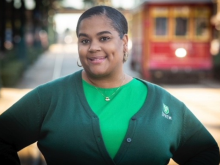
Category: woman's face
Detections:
[{"x1": 77, "y1": 15, "x2": 128, "y2": 78}]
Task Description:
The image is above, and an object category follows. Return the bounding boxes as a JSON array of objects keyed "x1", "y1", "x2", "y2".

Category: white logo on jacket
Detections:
[{"x1": 162, "y1": 104, "x2": 172, "y2": 120}]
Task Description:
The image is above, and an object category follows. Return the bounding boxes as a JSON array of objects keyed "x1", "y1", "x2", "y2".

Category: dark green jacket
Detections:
[{"x1": 0, "y1": 70, "x2": 219, "y2": 165}]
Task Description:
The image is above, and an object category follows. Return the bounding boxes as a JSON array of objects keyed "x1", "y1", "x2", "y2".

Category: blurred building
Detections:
[
  {"x1": 0, "y1": 0, "x2": 58, "y2": 87},
  {"x1": 211, "y1": 0, "x2": 220, "y2": 80},
  {"x1": 93, "y1": 0, "x2": 112, "y2": 6}
]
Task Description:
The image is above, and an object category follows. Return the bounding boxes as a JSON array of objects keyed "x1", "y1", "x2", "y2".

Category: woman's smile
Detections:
[{"x1": 88, "y1": 56, "x2": 107, "y2": 64}]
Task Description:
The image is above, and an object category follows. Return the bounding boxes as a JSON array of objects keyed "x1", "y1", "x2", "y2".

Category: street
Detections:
[{"x1": 0, "y1": 43, "x2": 219, "y2": 165}]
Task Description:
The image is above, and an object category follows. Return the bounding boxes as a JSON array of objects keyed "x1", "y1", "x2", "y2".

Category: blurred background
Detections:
[{"x1": 0, "y1": 0, "x2": 220, "y2": 165}]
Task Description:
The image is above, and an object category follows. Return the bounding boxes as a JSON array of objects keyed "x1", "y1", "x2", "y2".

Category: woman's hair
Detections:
[{"x1": 76, "y1": 6, "x2": 128, "y2": 39}]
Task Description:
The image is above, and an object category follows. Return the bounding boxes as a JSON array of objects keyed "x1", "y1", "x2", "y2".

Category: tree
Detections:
[{"x1": 83, "y1": 0, "x2": 95, "y2": 8}]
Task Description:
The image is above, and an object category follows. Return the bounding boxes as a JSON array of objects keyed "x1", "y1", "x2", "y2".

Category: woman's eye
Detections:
[
  {"x1": 81, "y1": 40, "x2": 90, "y2": 44},
  {"x1": 100, "y1": 37, "x2": 110, "y2": 41}
]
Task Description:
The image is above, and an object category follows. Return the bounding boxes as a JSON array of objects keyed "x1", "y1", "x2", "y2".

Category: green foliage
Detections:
[
  {"x1": 27, "y1": 47, "x2": 44, "y2": 64},
  {"x1": 0, "y1": 46, "x2": 45, "y2": 87},
  {"x1": 213, "y1": 53, "x2": 220, "y2": 65},
  {"x1": 0, "y1": 60, "x2": 25, "y2": 87},
  {"x1": 83, "y1": 0, "x2": 95, "y2": 3}
]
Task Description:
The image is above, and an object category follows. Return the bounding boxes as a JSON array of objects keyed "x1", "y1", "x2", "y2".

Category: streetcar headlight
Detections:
[{"x1": 175, "y1": 48, "x2": 187, "y2": 58}]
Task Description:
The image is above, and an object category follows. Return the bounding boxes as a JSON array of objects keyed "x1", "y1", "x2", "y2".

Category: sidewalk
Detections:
[{"x1": 0, "y1": 88, "x2": 31, "y2": 114}]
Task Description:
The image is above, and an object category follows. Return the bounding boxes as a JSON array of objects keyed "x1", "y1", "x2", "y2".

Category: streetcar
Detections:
[{"x1": 130, "y1": 0, "x2": 214, "y2": 82}]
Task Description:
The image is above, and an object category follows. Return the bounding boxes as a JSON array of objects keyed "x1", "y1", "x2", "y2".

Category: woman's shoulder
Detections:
[
  {"x1": 34, "y1": 70, "x2": 82, "y2": 95},
  {"x1": 135, "y1": 78, "x2": 170, "y2": 94},
  {"x1": 135, "y1": 78, "x2": 184, "y2": 107},
  {"x1": 38, "y1": 70, "x2": 82, "y2": 88}
]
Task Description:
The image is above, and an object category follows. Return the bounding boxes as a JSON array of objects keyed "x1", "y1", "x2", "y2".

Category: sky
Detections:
[
  {"x1": 54, "y1": 14, "x2": 81, "y2": 33},
  {"x1": 55, "y1": 0, "x2": 135, "y2": 34},
  {"x1": 62, "y1": 0, "x2": 135, "y2": 9},
  {"x1": 111, "y1": 0, "x2": 135, "y2": 9}
]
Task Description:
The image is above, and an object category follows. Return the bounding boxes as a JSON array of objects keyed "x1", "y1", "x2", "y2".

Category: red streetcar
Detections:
[{"x1": 130, "y1": 0, "x2": 214, "y2": 82}]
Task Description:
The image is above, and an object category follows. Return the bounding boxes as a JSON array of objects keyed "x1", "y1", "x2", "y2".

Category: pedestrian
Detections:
[{"x1": 0, "y1": 5, "x2": 219, "y2": 165}]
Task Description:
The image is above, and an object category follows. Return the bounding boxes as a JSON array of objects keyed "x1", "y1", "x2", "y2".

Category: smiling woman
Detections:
[
  {"x1": 0, "y1": 5, "x2": 219, "y2": 165},
  {"x1": 77, "y1": 14, "x2": 128, "y2": 79}
]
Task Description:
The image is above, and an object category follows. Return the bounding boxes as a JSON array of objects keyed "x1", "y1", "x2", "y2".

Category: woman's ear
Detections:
[{"x1": 122, "y1": 34, "x2": 128, "y2": 52}]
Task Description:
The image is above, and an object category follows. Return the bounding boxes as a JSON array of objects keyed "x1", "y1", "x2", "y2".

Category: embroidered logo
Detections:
[
  {"x1": 163, "y1": 104, "x2": 169, "y2": 114},
  {"x1": 162, "y1": 104, "x2": 172, "y2": 120}
]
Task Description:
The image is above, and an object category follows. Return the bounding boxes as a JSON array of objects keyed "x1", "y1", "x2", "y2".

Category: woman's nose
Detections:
[{"x1": 88, "y1": 41, "x2": 101, "y2": 52}]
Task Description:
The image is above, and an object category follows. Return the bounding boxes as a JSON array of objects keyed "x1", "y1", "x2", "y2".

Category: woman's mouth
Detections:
[{"x1": 88, "y1": 56, "x2": 107, "y2": 63}]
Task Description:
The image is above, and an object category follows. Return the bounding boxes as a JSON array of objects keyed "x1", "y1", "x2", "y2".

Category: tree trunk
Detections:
[
  {"x1": 17, "y1": 0, "x2": 27, "y2": 62},
  {"x1": 0, "y1": 0, "x2": 6, "y2": 52}
]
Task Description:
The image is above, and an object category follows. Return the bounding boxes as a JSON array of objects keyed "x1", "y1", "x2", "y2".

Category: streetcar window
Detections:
[
  {"x1": 195, "y1": 18, "x2": 209, "y2": 37},
  {"x1": 194, "y1": 7, "x2": 210, "y2": 40},
  {"x1": 155, "y1": 17, "x2": 168, "y2": 36},
  {"x1": 173, "y1": 7, "x2": 190, "y2": 38},
  {"x1": 175, "y1": 18, "x2": 188, "y2": 36},
  {"x1": 152, "y1": 7, "x2": 169, "y2": 38}
]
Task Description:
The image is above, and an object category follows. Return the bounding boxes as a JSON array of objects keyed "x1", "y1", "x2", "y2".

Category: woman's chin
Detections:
[{"x1": 87, "y1": 69, "x2": 109, "y2": 78}]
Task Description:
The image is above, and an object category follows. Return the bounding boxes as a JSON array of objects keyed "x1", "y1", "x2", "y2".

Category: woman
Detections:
[{"x1": 0, "y1": 6, "x2": 219, "y2": 165}]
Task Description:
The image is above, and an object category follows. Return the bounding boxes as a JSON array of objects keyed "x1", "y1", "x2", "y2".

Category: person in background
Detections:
[{"x1": 0, "y1": 5, "x2": 219, "y2": 165}]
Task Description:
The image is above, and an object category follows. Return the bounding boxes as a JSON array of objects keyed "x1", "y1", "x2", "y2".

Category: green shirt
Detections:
[{"x1": 83, "y1": 79, "x2": 147, "y2": 158}]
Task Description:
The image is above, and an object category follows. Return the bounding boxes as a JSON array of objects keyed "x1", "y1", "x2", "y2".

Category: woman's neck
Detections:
[{"x1": 82, "y1": 70, "x2": 131, "y2": 88}]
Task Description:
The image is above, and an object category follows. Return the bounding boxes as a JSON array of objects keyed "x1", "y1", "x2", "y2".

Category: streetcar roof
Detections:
[
  {"x1": 139, "y1": 0, "x2": 213, "y2": 3},
  {"x1": 132, "y1": 0, "x2": 214, "y2": 12}
]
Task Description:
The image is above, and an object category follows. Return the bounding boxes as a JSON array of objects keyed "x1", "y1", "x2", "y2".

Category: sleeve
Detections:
[
  {"x1": 172, "y1": 104, "x2": 220, "y2": 165},
  {"x1": 0, "y1": 88, "x2": 42, "y2": 164}
]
